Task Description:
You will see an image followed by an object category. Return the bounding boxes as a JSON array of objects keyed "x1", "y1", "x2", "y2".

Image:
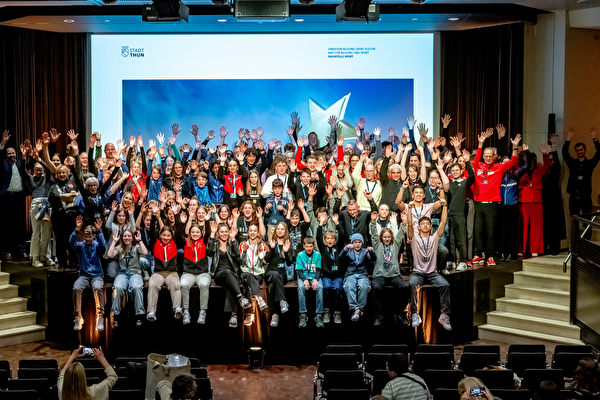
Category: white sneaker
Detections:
[
  {"x1": 174, "y1": 307, "x2": 183, "y2": 319},
  {"x1": 182, "y1": 310, "x2": 191, "y2": 324},
  {"x1": 73, "y1": 316, "x2": 84, "y2": 331},
  {"x1": 229, "y1": 314, "x2": 238, "y2": 328},
  {"x1": 351, "y1": 309, "x2": 362, "y2": 322},
  {"x1": 438, "y1": 313, "x2": 452, "y2": 331},
  {"x1": 41, "y1": 257, "x2": 55, "y2": 266},
  {"x1": 333, "y1": 311, "x2": 342, "y2": 324},
  {"x1": 271, "y1": 314, "x2": 279, "y2": 327},
  {"x1": 532, "y1": 253, "x2": 539, "y2": 257},
  {"x1": 147, "y1": 311, "x2": 157, "y2": 321},
  {"x1": 110, "y1": 312, "x2": 117, "y2": 329},
  {"x1": 446, "y1": 261, "x2": 455, "y2": 270},
  {"x1": 197, "y1": 310, "x2": 206, "y2": 324},
  {"x1": 411, "y1": 313, "x2": 421, "y2": 327},
  {"x1": 257, "y1": 296, "x2": 268, "y2": 311},
  {"x1": 239, "y1": 297, "x2": 251, "y2": 309},
  {"x1": 96, "y1": 314, "x2": 104, "y2": 331},
  {"x1": 456, "y1": 262, "x2": 468, "y2": 271},
  {"x1": 32, "y1": 257, "x2": 43, "y2": 268},
  {"x1": 441, "y1": 268, "x2": 450, "y2": 275},
  {"x1": 280, "y1": 300, "x2": 289, "y2": 313}
]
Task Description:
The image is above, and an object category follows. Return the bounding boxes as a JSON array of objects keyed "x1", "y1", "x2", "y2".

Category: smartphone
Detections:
[
  {"x1": 80, "y1": 347, "x2": 94, "y2": 356},
  {"x1": 469, "y1": 387, "x2": 484, "y2": 396}
]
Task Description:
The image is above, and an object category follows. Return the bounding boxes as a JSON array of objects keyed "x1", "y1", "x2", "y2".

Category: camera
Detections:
[{"x1": 80, "y1": 347, "x2": 94, "y2": 356}]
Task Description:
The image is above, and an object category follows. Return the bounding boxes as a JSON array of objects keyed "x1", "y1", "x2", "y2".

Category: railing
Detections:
[{"x1": 564, "y1": 214, "x2": 598, "y2": 272}]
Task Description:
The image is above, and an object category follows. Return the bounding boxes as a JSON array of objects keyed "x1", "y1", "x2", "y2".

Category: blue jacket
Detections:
[
  {"x1": 208, "y1": 173, "x2": 223, "y2": 204},
  {"x1": 339, "y1": 246, "x2": 376, "y2": 278},
  {"x1": 70, "y1": 231, "x2": 106, "y2": 278},
  {"x1": 500, "y1": 161, "x2": 527, "y2": 206}
]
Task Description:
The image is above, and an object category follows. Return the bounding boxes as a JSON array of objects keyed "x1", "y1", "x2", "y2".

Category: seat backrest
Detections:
[
  {"x1": 432, "y1": 388, "x2": 460, "y2": 400},
  {"x1": 416, "y1": 344, "x2": 454, "y2": 355},
  {"x1": 326, "y1": 388, "x2": 371, "y2": 400},
  {"x1": 370, "y1": 369, "x2": 391, "y2": 396},
  {"x1": 322, "y1": 370, "x2": 365, "y2": 393},
  {"x1": 109, "y1": 389, "x2": 145, "y2": 400},
  {"x1": 191, "y1": 367, "x2": 208, "y2": 379},
  {"x1": 474, "y1": 369, "x2": 517, "y2": 390},
  {"x1": 505, "y1": 352, "x2": 547, "y2": 377},
  {"x1": 554, "y1": 345, "x2": 592, "y2": 356},
  {"x1": 87, "y1": 377, "x2": 102, "y2": 386},
  {"x1": 0, "y1": 369, "x2": 9, "y2": 390},
  {"x1": 463, "y1": 345, "x2": 500, "y2": 355},
  {"x1": 423, "y1": 369, "x2": 465, "y2": 392},
  {"x1": 412, "y1": 352, "x2": 453, "y2": 377},
  {"x1": 0, "y1": 361, "x2": 10, "y2": 374},
  {"x1": 0, "y1": 390, "x2": 40, "y2": 400},
  {"x1": 194, "y1": 378, "x2": 212, "y2": 400},
  {"x1": 458, "y1": 353, "x2": 500, "y2": 376},
  {"x1": 84, "y1": 367, "x2": 108, "y2": 379},
  {"x1": 78, "y1": 358, "x2": 104, "y2": 369},
  {"x1": 370, "y1": 344, "x2": 409, "y2": 358},
  {"x1": 521, "y1": 368, "x2": 565, "y2": 391},
  {"x1": 326, "y1": 345, "x2": 364, "y2": 363},
  {"x1": 317, "y1": 353, "x2": 359, "y2": 377},
  {"x1": 493, "y1": 389, "x2": 532, "y2": 400},
  {"x1": 18, "y1": 360, "x2": 58, "y2": 370},
  {"x1": 508, "y1": 344, "x2": 546, "y2": 354},
  {"x1": 115, "y1": 357, "x2": 147, "y2": 370},
  {"x1": 553, "y1": 353, "x2": 595, "y2": 378},
  {"x1": 365, "y1": 353, "x2": 391, "y2": 376},
  {"x1": 17, "y1": 368, "x2": 59, "y2": 384},
  {"x1": 188, "y1": 358, "x2": 201, "y2": 368},
  {"x1": 7, "y1": 378, "x2": 50, "y2": 400}
]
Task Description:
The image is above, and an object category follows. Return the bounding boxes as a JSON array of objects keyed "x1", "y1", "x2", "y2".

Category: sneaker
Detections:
[
  {"x1": 351, "y1": 309, "x2": 362, "y2": 322},
  {"x1": 315, "y1": 314, "x2": 324, "y2": 328},
  {"x1": 411, "y1": 313, "x2": 421, "y2": 328},
  {"x1": 182, "y1": 310, "x2": 191, "y2": 325},
  {"x1": 229, "y1": 314, "x2": 238, "y2": 328},
  {"x1": 243, "y1": 313, "x2": 255, "y2": 326},
  {"x1": 146, "y1": 311, "x2": 157, "y2": 322},
  {"x1": 323, "y1": 310, "x2": 331, "y2": 324},
  {"x1": 472, "y1": 256, "x2": 484, "y2": 264},
  {"x1": 456, "y1": 262, "x2": 468, "y2": 271},
  {"x1": 41, "y1": 257, "x2": 55, "y2": 266},
  {"x1": 466, "y1": 261, "x2": 472, "y2": 267},
  {"x1": 256, "y1": 296, "x2": 268, "y2": 311},
  {"x1": 531, "y1": 253, "x2": 539, "y2": 257},
  {"x1": 517, "y1": 252, "x2": 524, "y2": 257},
  {"x1": 197, "y1": 310, "x2": 206, "y2": 325},
  {"x1": 174, "y1": 307, "x2": 183, "y2": 319},
  {"x1": 32, "y1": 257, "x2": 43, "y2": 268},
  {"x1": 333, "y1": 311, "x2": 342, "y2": 324},
  {"x1": 22, "y1": 252, "x2": 30, "y2": 261},
  {"x1": 280, "y1": 300, "x2": 289, "y2": 313},
  {"x1": 271, "y1": 314, "x2": 279, "y2": 327},
  {"x1": 441, "y1": 268, "x2": 450, "y2": 275},
  {"x1": 239, "y1": 296, "x2": 251, "y2": 309},
  {"x1": 135, "y1": 318, "x2": 143, "y2": 328},
  {"x1": 373, "y1": 315, "x2": 383, "y2": 326},
  {"x1": 110, "y1": 313, "x2": 117, "y2": 329},
  {"x1": 438, "y1": 313, "x2": 452, "y2": 331},
  {"x1": 73, "y1": 316, "x2": 84, "y2": 331},
  {"x1": 487, "y1": 257, "x2": 496, "y2": 266},
  {"x1": 4, "y1": 253, "x2": 11, "y2": 261},
  {"x1": 96, "y1": 314, "x2": 104, "y2": 331},
  {"x1": 446, "y1": 261, "x2": 455, "y2": 270},
  {"x1": 298, "y1": 313, "x2": 308, "y2": 328}
]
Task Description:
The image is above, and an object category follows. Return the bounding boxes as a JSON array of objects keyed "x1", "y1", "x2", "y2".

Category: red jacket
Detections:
[
  {"x1": 518, "y1": 154, "x2": 551, "y2": 203},
  {"x1": 471, "y1": 148, "x2": 518, "y2": 202},
  {"x1": 153, "y1": 239, "x2": 178, "y2": 272}
]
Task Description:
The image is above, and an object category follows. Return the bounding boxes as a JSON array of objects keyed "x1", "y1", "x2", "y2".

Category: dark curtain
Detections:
[
  {"x1": 0, "y1": 26, "x2": 87, "y2": 154},
  {"x1": 441, "y1": 23, "x2": 524, "y2": 151}
]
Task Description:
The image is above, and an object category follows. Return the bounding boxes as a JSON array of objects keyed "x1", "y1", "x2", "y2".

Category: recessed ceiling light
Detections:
[
  {"x1": 64, "y1": 19, "x2": 75, "y2": 23},
  {"x1": 294, "y1": 18, "x2": 304, "y2": 22},
  {"x1": 217, "y1": 19, "x2": 227, "y2": 22},
  {"x1": 448, "y1": 17, "x2": 459, "y2": 21},
  {"x1": 412, "y1": 17, "x2": 417, "y2": 20},
  {"x1": 105, "y1": 19, "x2": 110, "y2": 22}
]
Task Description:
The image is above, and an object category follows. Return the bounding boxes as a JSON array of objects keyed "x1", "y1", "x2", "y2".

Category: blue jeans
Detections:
[
  {"x1": 322, "y1": 276, "x2": 344, "y2": 311},
  {"x1": 297, "y1": 278, "x2": 323, "y2": 314},
  {"x1": 343, "y1": 273, "x2": 371, "y2": 310},
  {"x1": 112, "y1": 273, "x2": 145, "y2": 316}
]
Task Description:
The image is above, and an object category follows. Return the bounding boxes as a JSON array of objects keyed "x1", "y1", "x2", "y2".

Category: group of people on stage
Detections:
[{"x1": 1, "y1": 112, "x2": 598, "y2": 333}]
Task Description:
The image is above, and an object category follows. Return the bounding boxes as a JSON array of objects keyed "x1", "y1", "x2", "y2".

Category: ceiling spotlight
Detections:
[
  {"x1": 298, "y1": 0, "x2": 315, "y2": 4},
  {"x1": 336, "y1": 0, "x2": 379, "y2": 22},
  {"x1": 448, "y1": 17, "x2": 459, "y2": 21},
  {"x1": 409, "y1": 0, "x2": 425, "y2": 4},
  {"x1": 142, "y1": 0, "x2": 189, "y2": 22},
  {"x1": 212, "y1": 0, "x2": 230, "y2": 5},
  {"x1": 102, "y1": 0, "x2": 118, "y2": 4}
]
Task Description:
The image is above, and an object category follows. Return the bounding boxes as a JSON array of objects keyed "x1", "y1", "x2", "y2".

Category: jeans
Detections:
[
  {"x1": 371, "y1": 275, "x2": 408, "y2": 317},
  {"x1": 322, "y1": 276, "x2": 344, "y2": 312},
  {"x1": 297, "y1": 278, "x2": 323, "y2": 314},
  {"x1": 343, "y1": 273, "x2": 370, "y2": 311},
  {"x1": 112, "y1": 273, "x2": 144, "y2": 316},
  {"x1": 181, "y1": 272, "x2": 211, "y2": 310},
  {"x1": 409, "y1": 271, "x2": 451, "y2": 315},
  {"x1": 73, "y1": 276, "x2": 105, "y2": 317}
]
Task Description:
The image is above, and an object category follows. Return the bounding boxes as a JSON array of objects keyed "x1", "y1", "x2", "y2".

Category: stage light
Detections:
[
  {"x1": 142, "y1": 0, "x2": 189, "y2": 23},
  {"x1": 336, "y1": 0, "x2": 379, "y2": 23},
  {"x1": 102, "y1": 0, "x2": 118, "y2": 4},
  {"x1": 248, "y1": 346, "x2": 264, "y2": 369},
  {"x1": 410, "y1": 0, "x2": 426, "y2": 4},
  {"x1": 298, "y1": 0, "x2": 315, "y2": 4},
  {"x1": 211, "y1": 0, "x2": 229, "y2": 5}
]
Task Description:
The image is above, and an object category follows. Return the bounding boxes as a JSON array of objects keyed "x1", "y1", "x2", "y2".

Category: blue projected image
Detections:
[{"x1": 122, "y1": 78, "x2": 413, "y2": 147}]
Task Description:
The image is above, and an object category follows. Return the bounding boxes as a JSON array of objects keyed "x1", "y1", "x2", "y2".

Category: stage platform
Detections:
[{"x1": 1, "y1": 259, "x2": 522, "y2": 364}]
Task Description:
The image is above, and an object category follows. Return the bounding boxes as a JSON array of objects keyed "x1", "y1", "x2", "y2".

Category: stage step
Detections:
[
  {"x1": 0, "y1": 271, "x2": 45, "y2": 347},
  {"x1": 479, "y1": 253, "x2": 581, "y2": 345},
  {"x1": 495, "y1": 297, "x2": 570, "y2": 322}
]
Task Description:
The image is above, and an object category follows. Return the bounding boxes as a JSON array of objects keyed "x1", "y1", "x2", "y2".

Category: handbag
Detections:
[{"x1": 145, "y1": 353, "x2": 191, "y2": 400}]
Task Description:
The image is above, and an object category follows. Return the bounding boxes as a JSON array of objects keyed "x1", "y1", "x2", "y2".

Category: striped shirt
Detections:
[{"x1": 381, "y1": 373, "x2": 431, "y2": 400}]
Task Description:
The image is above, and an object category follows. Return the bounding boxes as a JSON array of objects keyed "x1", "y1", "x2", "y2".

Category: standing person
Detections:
[
  {"x1": 406, "y1": 198, "x2": 452, "y2": 331},
  {"x1": 264, "y1": 222, "x2": 292, "y2": 328},
  {"x1": 295, "y1": 237, "x2": 324, "y2": 328},
  {"x1": 562, "y1": 128, "x2": 600, "y2": 238},
  {"x1": 339, "y1": 233, "x2": 376, "y2": 322},
  {"x1": 543, "y1": 134, "x2": 565, "y2": 255},
  {"x1": 70, "y1": 216, "x2": 106, "y2": 331},
  {"x1": 471, "y1": 129, "x2": 521, "y2": 266},
  {"x1": 49, "y1": 164, "x2": 79, "y2": 268},
  {"x1": 58, "y1": 347, "x2": 117, "y2": 400},
  {"x1": 180, "y1": 224, "x2": 211, "y2": 325},
  {"x1": 107, "y1": 229, "x2": 147, "y2": 328},
  {"x1": 0, "y1": 130, "x2": 30, "y2": 261}
]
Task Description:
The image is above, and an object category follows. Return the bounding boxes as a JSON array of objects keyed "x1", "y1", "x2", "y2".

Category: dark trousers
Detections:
[
  {"x1": 266, "y1": 270, "x2": 286, "y2": 312},
  {"x1": 371, "y1": 275, "x2": 408, "y2": 317},
  {"x1": 474, "y1": 202, "x2": 498, "y2": 257},
  {"x1": 322, "y1": 276, "x2": 344, "y2": 312},
  {"x1": 569, "y1": 194, "x2": 593, "y2": 240},
  {"x1": 409, "y1": 271, "x2": 451, "y2": 315},
  {"x1": 52, "y1": 214, "x2": 78, "y2": 267},
  {"x1": 449, "y1": 213, "x2": 467, "y2": 262},
  {"x1": 240, "y1": 272, "x2": 263, "y2": 298},
  {"x1": 0, "y1": 191, "x2": 27, "y2": 257},
  {"x1": 214, "y1": 268, "x2": 241, "y2": 313},
  {"x1": 498, "y1": 204, "x2": 519, "y2": 258}
]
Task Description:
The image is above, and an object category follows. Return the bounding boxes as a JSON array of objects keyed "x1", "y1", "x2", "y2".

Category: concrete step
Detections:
[
  {"x1": 0, "y1": 297, "x2": 28, "y2": 314},
  {"x1": 478, "y1": 324, "x2": 585, "y2": 346},
  {"x1": 0, "y1": 272, "x2": 9, "y2": 285},
  {"x1": 0, "y1": 285, "x2": 18, "y2": 300},
  {"x1": 504, "y1": 284, "x2": 570, "y2": 306},
  {"x1": 0, "y1": 324, "x2": 46, "y2": 348},
  {"x1": 0, "y1": 311, "x2": 38, "y2": 331},
  {"x1": 513, "y1": 271, "x2": 570, "y2": 291},
  {"x1": 495, "y1": 297, "x2": 570, "y2": 322},
  {"x1": 522, "y1": 255, "x2": 570, "y2": 276},
  {"x1": 486, "y1": 311, "x2": 580, "y2": 339}
]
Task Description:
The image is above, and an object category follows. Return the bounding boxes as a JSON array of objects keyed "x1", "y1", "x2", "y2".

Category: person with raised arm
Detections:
[
  {"x1": 351, "y1": 150, "x2": 382, "y2": 211},
  {"x1": 406, "y1": 197, "x2": 452, "y2": 331},
  {"x1": 58, "y1": 347, "x2": 117, "y2": 400}
]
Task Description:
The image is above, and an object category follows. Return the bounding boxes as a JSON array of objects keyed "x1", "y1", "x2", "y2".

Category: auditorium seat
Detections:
[
  {"x1": 505, "y1": 352, "x2": 547, "y2": 377},
  {"x1": 370, "y1": 370, "x2": 391, "y2": 396},
  {"x1": 432, "y1": 388, "x2": 460, "y2": 400},
  {"x1": 18, "y1": 360, "x2": 58, "y2": 370},
  {"x1": 458, "y1": 352, "x2": 500, "y2": 376},
  {"x1": 521, "y1": 369, "x2": 565, "y2": 391},
  {"x1": 84, "y1": 367, "x2": 109, "y2": 379},
  {"x1": 194, "y1": 378, "x2": 213, "y2": 400},
  {"x1": 474, "y1": 369, "x2": 516, "y2": 390},
  {"x1": 321, "y1": 370, "x2": 366, "y2": 398},
  {"x1": 553, "y1": 352, "x2": 595, "y2": 378},
  {"x1": 191, "y1": 367, "x2": 208, "y2": 379},
  {"x1": 109, "y1": 389, "x2": 145, "y2": 400},
  {"x1": 370, "y1": 344, "x2": 410, "y2": 359},
  {"x1": 365, "y1": 353, "x2": 390, "y2": 379},
  {"x1": 423, "y1": 369, "x2": 464, "y2": 392},
  {"x1": 0, "y1": 369, "x2": 8, "y2": 390},
  {"x1": 0, "y1": 361, "x2": 11, "y2": 375},
  {"x1": 0, "y1": 389, "x2": 40, "y2": 400},
  {"x1": 325, "y1": 388, "x2": 370, "y2": 400},
  {"x1": 326, "y1": 344, "x2": 364, "y2": 365},
  {"x1": 416, "y1": 344, "x2": 454, "y2": 356},
  {"x1": 316, "y1": 353, "x2": 360, "y2": 379},
  {"x1": 17, "y1": 368, "x2": 58, "y2": 385},
  {"x1": 87, "y1": 376, "x2": 102, "y2": 386},
  {"x1": 7, "y1": 378, "x2": 50, "y2": 400},
  {"x1": 493, "y1": 389, "x2": 532, "y2": 400},
  {"x1": 462, "y1": 344, "x2": 501, "y2": 355},
  {"x1": 412, "y1": 352, "x2": 454, "y2": 377},
  {"x1": 508, "y1": 344, "x2": 546, "y2": 354},
  {"x1": 78, "y1": 358, "x2": 104, "y2": 369}
]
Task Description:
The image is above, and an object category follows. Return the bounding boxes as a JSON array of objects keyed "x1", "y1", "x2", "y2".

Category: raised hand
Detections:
[
  {"x1": 148, "y1": 139, "x2": 156, "y2": 150},
  {"x1": 363, "y1": 189, "x2": 373, "y2": 200},
  {"x1": 35, "y1": 139, "x2": 43, "y2": 153},
  {"x1": 336, "y1": 134, "x2": 344, "y2": 147},
  {"x1": 549, "y1": 133, "x2": 557, "y2": 146},
  {"x1": 308, "y1": 184, "x2": 317, "y2": 198},
  {"x1": 567, "y1": 128, "x2": 575, "y2": 142},
  {"x1": 75, "y1": 215, "x2": 83, "y2": 231},
  {"x1": 256, "y1": 127, "x2": 264, "y2": 138},
  {"x1": 332, "y1": 214, "x2": 339, "y2": 225},
  {"x1": 417, "y1": 123, "x2": 428, "y2": 138},
  {"x1": 180, "y1": 213, "x2": 188, "y2": 224},
  {"x1": 89, "y1": 132, "x2": 97, "y2": 149},
  {"x1": 590, "y1": 127, "x2": 597, "y2": 140},
  {"x1": 95, "y1": 218, "x2": 103, "y2": 231},
  {"x1": 297, "y1": 137, "x2": 304, "y2": 148},
  {"x1": 206, "y1": 129, "x2": 215, "y2": 141},
  {"x1": 190, "y1": 124, "x2": 199, "y2": 138},
  {"x1": 291, "y1": 111, "x2": 300, "y2": 126},
  {"x1": 510, "y1": 134, "x2": 522, "y2": 148},
  {"x1": 336, "y1": 186, "x2": 345, "y2": 198},
  {"x1": 407, "y1": 116, "x2": 416, "y2": 130},
  {"x1": 67, "y1": 129, "x2": 79, "y2": 142},
  {"x1": 297, "y1": 198, "x2": 305, "y2": 210},
  {"x1": 283, "y1": 240, "x2": 291, "y2": 253},
  {"x1": 371, "y1": 211, "x2": 378, "y2": 221},
  {"x1": 237, "y1": 128, "x2": 245, "y2": 140},
  {"x1": 539, "y1": 143, "x2": 549, "y2": 154},
  {"x1": 408, "y1": 201, "x2": 415, "y2": 209},
  {"x1": 112, "y1": 230, "x2": 120, "y2": 242},
  {"x1": 318, "y1": 213, "x2": 328, "y2": 226},
  {"x1": 356, "y1": 117, "x2": 366, "y2": 130},
  {"x1": 42, "y1": 132, "x2": 50, "y2": 147},
  {"x1": 219, "y1": 125, "x2": 228, "y2": 139},
  {"x1": 496, "y1": 123, "x2": 506, "y2": 139},
  {"x1": 229, "y1": 227, "x2": 238, "y2": 241},
  {"x1": 49, "y1": 128, "x2": 61, "y2": 143},
  {"x1": 129, "y1": 136, "x2": 136, "y2": 147},
  {"x1": 373, "y1": 127, "x2": 381, "y2": 137},
  {"x1": 328, "y1": 115, "x2": 338, "y2": 128},
  {"x1": 441, "y1": 114, "x2": 452, "y2": 129},
  {"x1": 135, "y1": 231, "x2": 142, "y2": 242},
  {"x1": 522, "y1": 143, "x2": 529, "y2": 151},
  {"x1": 156, "y1": 132, "x2": 165, "y2": 145},
  {"x1": 388, "y1": 127, "x2": 396, "y2": 140},
  {"x1": 256, "y1": 139, "x2": 265, "y2": 151},
  {"x1": 286, "y1": 126, "x2": 295, "y2": 137}
]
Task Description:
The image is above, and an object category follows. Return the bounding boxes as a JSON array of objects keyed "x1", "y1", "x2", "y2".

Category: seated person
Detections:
[
  {"x1": 157, "y1": 373, "x2": 197, "y2": 400},
  {"x1": 295, "y1": 236, "x2": 324, "y2": 328},
  {"x1": 339, "y1": 233, "x2": 376, "y2": 322},
  {"x1": 379, "y1": 353, "x2": 430, "y2": 400}
]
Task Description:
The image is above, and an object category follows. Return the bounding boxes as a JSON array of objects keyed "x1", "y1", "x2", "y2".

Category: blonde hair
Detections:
[
  {"x1": 458, "y1": 377, "x2": 486, "y2": 398},
  {"x1": 62, "y1": 362, "x2": 90, "y2": 400}
]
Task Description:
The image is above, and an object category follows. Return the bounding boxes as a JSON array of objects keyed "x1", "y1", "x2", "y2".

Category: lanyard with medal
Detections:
[
  {"x1": 481, "y1": 164, "x2": 492, "y2": 185},
  {"x1": 383, "y1": 244, "x2": 392, "y2": 269},
  {"x1": 419, "y1": 234, "x2": 431, "y2": 262},
  {"x1": 365, "y1": 179, "x2": 376, "y2": 195},
  {"x1": 277, "y1": 243, "x2": 285, "y2": 269},
  {"x1": 329, "y1": 246, "x2": 338, "y2": 271}
]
